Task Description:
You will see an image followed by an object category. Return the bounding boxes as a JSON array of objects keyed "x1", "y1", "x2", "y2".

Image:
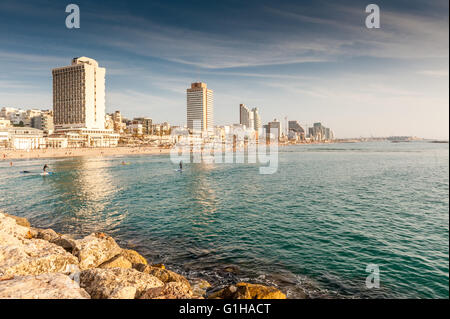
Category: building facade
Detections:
[
  {"x1": 112, "y1": 111, "x2": 126, "y2": 133},
  {"x1": 307, "y1": 122, "x2": 334, "y2": 141},
  {"x1": 187, "y1": 82, "x2": 214, "y2": 133},
  {"x1": 288, "y1": 120, "x2": 304, "y2": 134},
  {"x1": 268, "y1": 119, "x2": 282, "y2": 139},
  {"x1": 0, "y1": 127, "x2": 45, "y2": 150},
  {"x1": 252, "y1": 107, "x2": 262, "y2": 132},
  {"x1": 133, "y1": 117, "x2": 153, "y2": 135},
  {"x1": 51, "y1": 57, "x2": 119, "y2": 147},
  {"x1": 32, "y1": 111, "x2": 54, "y2": 134},
  {"x1": 239, "y1": 104, "x2": 254, "y2": 130},
  {"x1": 52, "y1": 57, "x2": 106, "y2": 130}
]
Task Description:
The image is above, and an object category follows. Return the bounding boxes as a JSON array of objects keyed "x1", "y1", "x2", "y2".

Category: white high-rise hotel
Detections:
[
  {"x1": 186, "y1": 82, "x2": 213, "y2": 133},
  {"x1": 52, "y1": 57, "x2": 118, "y2": 147},
  {"x1": 53, "y1": 57, "x2": 106, "y2": 130}
]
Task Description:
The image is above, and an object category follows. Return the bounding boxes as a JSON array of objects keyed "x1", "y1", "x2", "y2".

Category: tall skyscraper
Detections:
[
  {"x1": 288, "y1": 120, "x2": 305, "y2": 134},
  {"x1": 52, "y1": 57, "x2": 106, "y2": 130},
  {"x1": 187, "y1": 82, "x2": 213, "y2": 133},
  {"x1": 268, "y1": 119, "x2": 282, "y2": 138},
  {"x1": 239, "y1": 104, "x2": 254, "y2": 130},
  {"x1": 252, "y1": 107, "x2": 261, "y2": 131}
]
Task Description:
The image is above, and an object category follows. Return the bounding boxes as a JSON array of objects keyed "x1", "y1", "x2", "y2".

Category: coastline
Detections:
[
  {"x1": 1, "y1": 142, "x2": 338, "y2": 161},
  {"x1": 1, "y1": 146, "x2": 172, "y2": 161},
  {"x1": 0, "y1": 211, "x2": 287, "y2": 299}
]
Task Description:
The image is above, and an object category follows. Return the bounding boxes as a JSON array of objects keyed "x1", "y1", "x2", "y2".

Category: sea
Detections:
[{"x1": 0, "y1": 141, "x2": 448, "y2": 298}]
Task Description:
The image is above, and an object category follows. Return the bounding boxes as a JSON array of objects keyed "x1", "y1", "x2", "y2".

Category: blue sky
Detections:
[{"x1": 0, "y1": 0, "x2": 448, "y2": 138}]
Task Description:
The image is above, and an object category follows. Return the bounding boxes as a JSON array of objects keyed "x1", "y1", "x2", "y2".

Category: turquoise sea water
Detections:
[{"x1": 0, "y1": 141, "x2": 448, "y2": 298}]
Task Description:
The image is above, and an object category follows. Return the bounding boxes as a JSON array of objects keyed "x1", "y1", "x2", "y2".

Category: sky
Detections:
[{"x1": 0, "y1": 0, "x2": 448, "y2": 138}]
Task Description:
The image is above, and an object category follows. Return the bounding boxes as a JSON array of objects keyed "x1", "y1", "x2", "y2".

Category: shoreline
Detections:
[
  {"x1": 0, "y1": 211, "x2": 288, "y2": 299},
  {"x1": 1, "y1": 142, "x2": 340, "y2": 161},
  {"x1": 1, "y1": 146, "x2": 172, "y2": 161}
]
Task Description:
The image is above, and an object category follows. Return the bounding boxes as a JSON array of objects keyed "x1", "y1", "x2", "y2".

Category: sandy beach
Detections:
[
  {"x1": 1, "y1": 142, "x2": 333, "y2": 161},
  {"x1": 1, "y1": 146, "x2": 172, "y2": 161}
]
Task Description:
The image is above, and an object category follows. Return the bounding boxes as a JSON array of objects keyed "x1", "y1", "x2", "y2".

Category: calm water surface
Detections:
[{"x1": 0, "y1": 141, "x2": 448, "y2": 298}]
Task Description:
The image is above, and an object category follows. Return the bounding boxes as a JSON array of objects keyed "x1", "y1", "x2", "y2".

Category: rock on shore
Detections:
[
  {"x1": 0, "y1": 211, "x2": 287, "y2": 299},
  {"x1": 79, "y1": 267, "x2": 164, "y2": 299},
  {"x1": 208, "y1": 282, "x2": 287, "y2": 299},
  {"x1": 73, "y1": 232, "x2": 122, "y2": 270},
  {"x1": 0, "y1": 273, "x2": 90, "y2": 299}
]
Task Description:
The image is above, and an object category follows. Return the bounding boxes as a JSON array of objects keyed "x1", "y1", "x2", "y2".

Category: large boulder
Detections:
[
  {"x1": 208, "y1": 282, "x2": 286, "y2": 299},
  {"x1": 121, "y1": 249, "x2": 148, "y2": 267},
  {"x1": 0, "y1": 212, "x2": 31, "y2": 243},
  {"x1": 190, "y1": 278, "x2": 212, "y2": 298},
  {"x1": 50, "y1": 235, "x2": 77, "y2": 253},
  {"x1": 0, "y1": 238, "x2": 79, "y2": 277},
  {"x1": 34, "y1": 228, "x2": 59, "y2": 241},
  {"x1": 0, "y1": 232, "x2": 23, "y2": 246},
  {"x1": 135, "y1": 264, "x2": 190, "y2": 287},
  {"x1": 0, "y1": 273, "x2": 90, "y2": 299},
  {"x1": 73, "y1": 233, "x2": 122, "y2": 270},
  {"x1": 79, "y1": 267, "x2": 164, "y2": 299},
  {"x1": 33, "y1": 228, "x2": 76, "y2": 252},
  {"x1": 2, "y1": 213, "x2": 31, "y2": 228},
  {"x1": 99, "y1": 255, "x2": 132, "y2": 269},
  {"x1": 140, "y1": 281, "x2": 195, "y2": 299}
]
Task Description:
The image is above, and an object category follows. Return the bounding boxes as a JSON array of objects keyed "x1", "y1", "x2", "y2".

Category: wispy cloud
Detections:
[
  {"x1": 418, "y1": 70, "x2": 449, "y2": 77},
  {"x1": 0, "y1": 0, "x2": 448, "y2": 138}
]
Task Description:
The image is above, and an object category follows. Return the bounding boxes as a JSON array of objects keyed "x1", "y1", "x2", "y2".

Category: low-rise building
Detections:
[
  {"x1": 51, "y1": 128, "x2": 119, "y2": 147},
  {"x1": 0, "y1": 127, "x2": 45, "y2": 150},
  {"x1": 127, "y1": 123, "x2": 143, "y2": 135},
  {"x1": 45, "y1": 136, "x2": 68, "y2": 148},
  {"x1": 31, "y1": 111, "x2": 54, "y2": 134}
]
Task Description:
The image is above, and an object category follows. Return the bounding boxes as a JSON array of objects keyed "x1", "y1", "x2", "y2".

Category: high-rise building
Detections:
[
  {"x1": 51, "y1": 57, "x2": 119, "y2": 147},
  {"x1": 268, "y1": 119, "x2": 282, "y2": 139},
  {"x1": 306, "y1": 122, "x2": 333, "y2": 141},
  {"x1": 252, "y1": 107, "x2": 261, "y2": 132},
  {"x1": 187, "y1": 82, "x2": 213, "y2": 133},
  {"x1": 288, "y1": 120, "x2": 305, "y2": 141},
  {"x1": 288, "y1": 120, "x2": 305, "y2": 134},
  {"x1": 239, "y1": 104, "x2": 254, "y2": 130},
  {"x1": 52, "y1": 57, "x2": 106, "y2": 130}
]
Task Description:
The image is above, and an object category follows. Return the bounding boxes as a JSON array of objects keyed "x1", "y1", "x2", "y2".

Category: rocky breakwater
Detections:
[{"x1": 0, "y1": 211, "x2": 286, "y2": 299}]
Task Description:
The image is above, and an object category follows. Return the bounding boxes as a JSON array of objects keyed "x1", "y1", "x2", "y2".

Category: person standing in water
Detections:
[
  {"x1": 43, "y1": 164, "x2": 48, "y2": 172},
  {"x1": 179, "y1": 161, "x2": 183, "y2": 171}
]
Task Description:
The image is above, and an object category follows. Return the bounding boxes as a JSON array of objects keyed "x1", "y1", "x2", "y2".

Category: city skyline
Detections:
[{"x1": 0, "y1": 0, "x2": 448, "y2": 139}]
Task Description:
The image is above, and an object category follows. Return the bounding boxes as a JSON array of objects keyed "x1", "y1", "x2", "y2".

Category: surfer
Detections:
[{"x1": 43, "y1": 164, "x2": 49, "y2": 173}]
